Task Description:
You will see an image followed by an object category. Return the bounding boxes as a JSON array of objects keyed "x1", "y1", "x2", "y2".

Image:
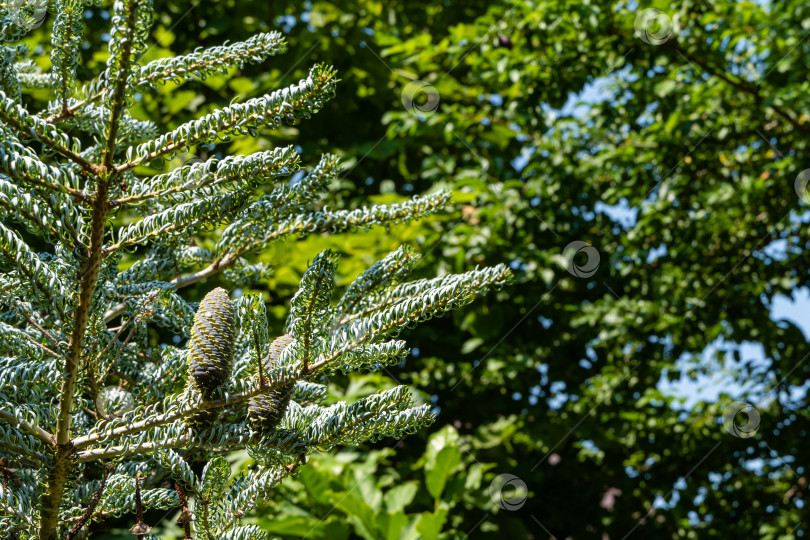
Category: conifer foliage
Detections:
[{"x1": 0, "y1": 1, "x2": 510, "y2": 537}]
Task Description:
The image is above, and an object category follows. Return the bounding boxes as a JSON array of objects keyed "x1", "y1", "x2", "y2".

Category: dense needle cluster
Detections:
[{"x1": 0, "y1": 1, "x2": 511, "y2": 538}]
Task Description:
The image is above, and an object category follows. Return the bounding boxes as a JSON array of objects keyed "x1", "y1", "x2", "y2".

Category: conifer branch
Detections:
[
  {"x1": 21, "y1": 314, "x2": 60, "y2": 349},
  {"x1": 0, "y1": 440, "x2": 44, "y2": 462},
  {"x1": 0, "y1": 94, "x2": 97, "y2": 177},
  {"x1": 138, "y1": 31, "x2": 287, "y2": 86},
  {"x1": 0, "y1": 6, "x2": 512, "y2": 535},
  {"x1": 40, "y1": 177, "x2": 113, "y2": 538},
  {"x1": 37, "y1": 1, "x2": 153, "y2": 530},
  {"x1": 102, "y1": 189, "x2": 251, "y2": 255},
  {"x1": 102, "y1": 0, "x2": 148, "y2": 170},
  {"x1": 51, "y1": 0, "x2": 83, "y2": 115},
  {"x1": 115, "y1": 65, "x2": 338, "y2": 172},
  {"x1": 0, "y1": 223, "x2": 66, "y2": 315},
  {"x1": 0, "y1": 185, "x2": 66, "y2": 244},
  {"x1": 45, "y1": 32, "x2": 286, "y2": 125},
  {"x1": 72, "y1": 381, "x2": 286, "y2": 449},
  {"x1": 109, "y1": 146, "x2": 299, "y2": 208},
  {"x1": 0, "y1": 408, "x2": 53, "y2": 445}
]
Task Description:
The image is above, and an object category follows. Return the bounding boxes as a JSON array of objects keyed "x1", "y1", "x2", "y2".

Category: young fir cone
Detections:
[
  {"x1": 248, "y1": 334, "x2": 295, "y2": 433},
  {"x1": 187, "y1": 287, "x2": 235, "y2": 394}
]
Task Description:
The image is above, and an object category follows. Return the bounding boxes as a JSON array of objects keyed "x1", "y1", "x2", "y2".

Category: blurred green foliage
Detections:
[
  {"x1": 256, "y1": 425, "x2": 495, "y2": 540},
  {"x1": 26, "y1": 0, "x2": 810, "y2": 537}
]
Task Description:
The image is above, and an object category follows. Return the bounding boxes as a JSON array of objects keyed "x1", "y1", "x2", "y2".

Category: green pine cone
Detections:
[
  {"x1": 248, "y1": 334, "x2": 295, "y2": 432},
  {"x1": 187, "y1": 287, "x2": 235, "y2": 393}
]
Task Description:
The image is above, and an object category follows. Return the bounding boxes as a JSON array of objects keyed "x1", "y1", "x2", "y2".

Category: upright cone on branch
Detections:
[
  {"x1": 187, "y1": 287, "x2": 235, "y2": 394},
  {"x1": 248, "y1": 334, "x2": 295, "y2": 432}
]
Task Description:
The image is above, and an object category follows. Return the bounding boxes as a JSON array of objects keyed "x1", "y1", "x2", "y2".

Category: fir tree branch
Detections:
[
  {"x1": 0, "y1": 223, "x2": 67, "y2": 316},
  {"x1": 17, "y1": 71, "x2": 53, "y2": 89},
  {"x1": 115, "y1": 65, "x2": 337, "y2": 172},
  {"x1": 102, "y1": 189, "x2": 250, "y2": 255},
  {"x1": 102, "y1": 252, "x2": 242, "y2": 322},
  {"x1": 51, "y1": 0, "x2": 83, "y2": 115},
  {"x1": 108, "y1": 146, "x2": 299, "y2": 208},
  {"x1": 102, "y1": 194, "x2": 434, "y2": 321},
  {"x1": 0, "y1": 46, "x2": 21, "y2": 100},
  {"x1": 138, "y1": 31, "x2": 287, "y2": 86},
  {"x1": 0, "y1": 440, "x2": 44, "y2": 463},
  {"x1": 45, "y1": 32, "x2": 286, "y2": 125},
  {"x1": 76, "y1": 436, "x2": 186, "y2": 461},
  {"x1": 102, "y1": 155, "x2": 342, "y2": 322},
  {"x1": 0, "y1": 498, "x2": 34, "y2": 526},
  {"x1": 0, "y1": 95, "x2": 98, "y2": 177},
  {"x1": 102, "y1": 0, "x2": 148, "y2": 171},
  {"x1": 0, "y1": 408, "x2": 53, "y2": 445},
  {"x1": 18, "y1": 332, "x2": 59, "y2": 358},
  {"x1": 336, "y1": 296, "x2": 402, "y2": 327},
  {"x1": 79, "y1": 266, "x2": 495, "y2": 451},
  {"x1": 36, "y1": 190, "x2": 82, "y2": 247},
  {"x1": 336, "y1": 245, "x2": 419, "y2": 317},
  {"x1": 104, "y1": 192, "x2": 449, "y2": 323},
  {"x1": 308, "y1": 265, "x2": 513, "y2": 374},
  {"x1": 43, "y1": 87, "x2": 105, "y2": 125},
  {"x1": 77, "y1": 431, "x2": 266, "y2": 461},
  {"x1": 8, "y1": 167, "x2": 87, "y2": 203},
  {"x1": 72, "y1": 379, "x2": 292, "y2": 449},
  {"x1": 5, "y1": 297, "x2": 65, "y2": 348},
  {"x1": 288, "y1": 250, "x2": 339, "y2": 371},
  {"x1": 39, "y1": 19, "x2": 137, "y2": 522},
  {"x1": 22, "y1": 314, "x2": 60, "y2": 349}
]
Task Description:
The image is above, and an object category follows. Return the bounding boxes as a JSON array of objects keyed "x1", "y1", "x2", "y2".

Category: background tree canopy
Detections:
[{"x1": 20, "y1": 0, "x2": 809, "y2": 537}]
